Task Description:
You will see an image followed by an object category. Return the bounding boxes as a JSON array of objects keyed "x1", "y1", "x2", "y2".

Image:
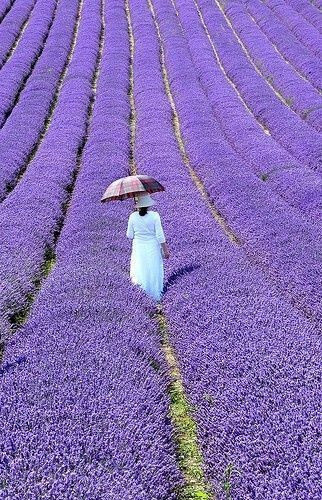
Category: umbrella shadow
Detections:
[{"x1": 163, "y1": 263, "x2": 201, "y2": 294}]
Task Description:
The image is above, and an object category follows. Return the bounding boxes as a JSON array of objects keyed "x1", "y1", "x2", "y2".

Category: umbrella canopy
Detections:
[{"x1": 101, "y1": 175, "x2": 165, "y2": 202}]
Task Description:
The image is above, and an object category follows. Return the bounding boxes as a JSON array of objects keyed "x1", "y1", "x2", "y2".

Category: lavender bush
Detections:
[
  {"x1": 267, "y1": 0, "x2": 322, "y2": 58},
  {"x1": 0, "y1": 0, "x2": 35, "y2": 67},
  {"x1": 246, "y1": 0, "x2": 322, "y2": 91},
  {"x1": 285, "y1": 0, "x2": 322, "y2": 32},
  {"x1": 0, "y1": 0, "x2": 100, "y2": 343},
  {"x1": 0, "y1": 0, "x2": 57, "y2": 127},
  {"x1": 172, "y1": 0, "x2": 322, "y2": 222},
  {"x1": 223, "y1": 1, "x2": 322, "y2": 132},
  {"x1": 196, "y1": 0, "x2": 322, "y2": 172},
  {"x1": 0, "y1": 0, "x2": 79, "y2": 199}
]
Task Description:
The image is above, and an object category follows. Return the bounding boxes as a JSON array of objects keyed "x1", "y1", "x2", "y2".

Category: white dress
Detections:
[{"x1": 126, "y1": 210, "x2": 166, "y2": 301}]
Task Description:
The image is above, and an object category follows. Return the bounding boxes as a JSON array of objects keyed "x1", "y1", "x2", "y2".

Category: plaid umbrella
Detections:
[{"x1": 101, "y1": 175, "x2": 165, "y2": 202}]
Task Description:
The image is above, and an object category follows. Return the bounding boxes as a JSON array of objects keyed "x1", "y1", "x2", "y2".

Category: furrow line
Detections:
[
  {"x1": 62, "y1": 0, "x2": 104, "y2": 217},
  {"x1": 0, "y1": 0, "x2": 35, "y2": 70},
  {"x1": 0, "y1": 0, "x2": 59, "y2": 129},
  {"x1": 192, "y1": 0, "x2": 321, "y2": 171},
  {"x1": 36, "y1": 0, "x2": 84, "y2": 142},
  {"x1": 52, "y1": 3, "x2": 105, "y2": 226},
  {"x1": 155, "y1": 306, "x2": 213, "y2": 500},
  {"x1": 171, "y1": 0, "x2": 314, "y2": 219},
  {"x1": 2, "y1": 0, "x2": 84, "y2": 201},
  {"x1": 170, "y1": 0, "x2": 272, "y2": 163},
  {"x1": 287, "y1": 0, "x2": 322, "y2": 34},
  {"x1": 265, "y1": 0, "x2": 322, "y2": 59},
  {"x1": 0, "y1": 0, "x2": 35, "y2": 66},
  {"x1": 125, "y1": 0, "x2": 137, "y2": 175}
]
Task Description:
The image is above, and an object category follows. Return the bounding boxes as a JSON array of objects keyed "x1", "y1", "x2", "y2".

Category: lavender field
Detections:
[{"x1": 0, "y1": 0, "x2": 321, "y2": 498}]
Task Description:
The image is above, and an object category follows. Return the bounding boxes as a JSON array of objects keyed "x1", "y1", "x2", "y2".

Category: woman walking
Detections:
[{"x1": 126, "y1": 193, "x2": 169, "y2": 301}]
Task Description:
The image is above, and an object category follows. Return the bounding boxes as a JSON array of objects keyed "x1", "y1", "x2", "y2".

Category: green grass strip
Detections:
[
  {"x1": 155, "y1": 306, "x2": 213, "y2": 500},
  {"x1": 9, "y1": 246, "x2": 56, "y2": 329}
]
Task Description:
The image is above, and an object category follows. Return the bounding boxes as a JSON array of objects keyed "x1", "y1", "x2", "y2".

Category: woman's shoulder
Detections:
[{"x1": 150, "y1": 210, "x2": 160, "y2": 219}]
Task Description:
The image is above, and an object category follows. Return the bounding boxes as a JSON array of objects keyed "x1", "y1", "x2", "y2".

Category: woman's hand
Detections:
[{"x1": 161, "y1": 242, "x2": 170, "y2": 259}]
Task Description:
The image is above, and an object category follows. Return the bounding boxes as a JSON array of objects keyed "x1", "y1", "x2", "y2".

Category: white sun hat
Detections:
[{"x1": 135, "y1": 193, "x2": 156, "y2": 208}]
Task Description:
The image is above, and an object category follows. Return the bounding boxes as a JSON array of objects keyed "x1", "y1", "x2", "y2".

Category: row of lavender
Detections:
[
  {"x1": 0, "y1": 0, "x2": 78, "y2": 201},
  {"x1": 0, "y1": 0, "x2": 57, "y2": 127},
  {"x1": 195, "y1": 0, "x2": 321, "y2": 173},
  {"x1": 246, "y1": 0, "x2": 322, "y2": 91},
  {"x1": 0, "y1": 0, "x2": 35, "y2": 67},
  {"x1": 160, "y1": 0, "x2": 322, "y2": 322},
  {"x1": 221, "y1": 1, "x2": 322, "y2": 132},
  {"x1": 286, "y1": 0, "x2": 322, "y2": 32},
  {"x1": 0, "y1": 0, "x2": 88, "y2": 345},
  {"x1": 129, "y1": 0, "x2": 321, "y2": 497},
  {"x1": 0, "y1": 0, "x2": 14, "y2": 24},
  {"x1": 171, "y1": 0, "x2": 321, "y2": 224},
  {"x1": 266, "y1": 0, "x2": 322, "y2": 58},
  {"x1": 0, "y1": 0, "x2": 180, "y2": 497}
]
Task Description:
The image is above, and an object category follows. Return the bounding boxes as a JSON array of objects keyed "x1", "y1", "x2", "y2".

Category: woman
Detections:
[{"x1": 126, "y1": 193, "x2": 169, "y2": 301}]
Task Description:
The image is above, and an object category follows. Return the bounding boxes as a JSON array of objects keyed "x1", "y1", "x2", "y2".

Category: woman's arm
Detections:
[
  {"x1": 161, "y1": 241, "x2": 170, "y2": 259},
  {"x1": 126, "y1": 214, "x2": 134, "y2": 240},
  {"x1": 155, "y1": 213, "x2": 169, "y2": 258}
]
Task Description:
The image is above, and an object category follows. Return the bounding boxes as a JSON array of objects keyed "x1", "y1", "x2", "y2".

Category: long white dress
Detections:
[{"x1": 126, "y1": 210, "x2": 166, "y2": 301}]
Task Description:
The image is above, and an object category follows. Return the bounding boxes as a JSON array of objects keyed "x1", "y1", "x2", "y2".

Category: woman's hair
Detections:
[{"x1": 138, "y1": 207, "x2": 148, "y2": 216}]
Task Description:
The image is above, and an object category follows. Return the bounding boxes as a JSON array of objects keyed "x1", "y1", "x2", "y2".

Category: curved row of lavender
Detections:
[
  {"x1": 0, "y1": 0, "x2": 100, "y2": 347},
  {"x1": 0, "y1": 0, "x2": 35, "y2": 67},
  {"x1": 0, "y1": 0, "x2": 57, "y2": 127},
  {"x1": 154, "y1": 0, "x2": 322, "y2": 322},
  {"x1": 172, "y1": 0, "x2": 322, "y2": 224},
  {"x1": 246, "y1": 0, "x2": 322, "y2": 91},
  {"x1": 267, "y1": 0, "x2": 322, "y2": 59},
  {"x1": 196, "y1": 0, "x2": 322, "y2": 173},
  {"x1": 223, "y1": 2, "x2": 322, "y2": 132},
  {"x1": 0, "y1": 1, "x2": 181, "y2": 496},
  {"x1": 0, "y1": 0, "x2": 79, "y2": 201},
  {"x1": 0, "y1": 0, "x2": 15, "y2": 24},
  {"x1": 286, "y1": 0, "x2": 322, "y2": 32},
  {"x1": 129, "y1": 0, "x2": 321, "y2": 497}
]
